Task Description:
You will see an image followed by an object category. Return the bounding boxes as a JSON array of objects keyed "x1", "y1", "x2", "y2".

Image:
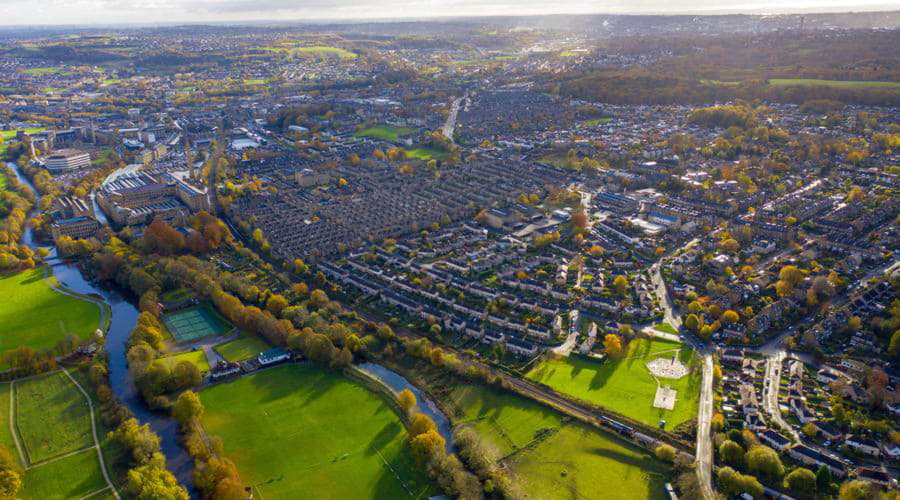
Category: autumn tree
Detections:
[
  {"x1": 173, "y1": 390, "x2": 204, "y2": 425},
  {"x1": 612, "y1": 275, "x2": 628, "y2": 296},
  {"x1": 398, "y1": 388, "x2": 417, "y2": 414},
  {"x1": 603, "y1": 334, "x2": 623, "y2": 357}
]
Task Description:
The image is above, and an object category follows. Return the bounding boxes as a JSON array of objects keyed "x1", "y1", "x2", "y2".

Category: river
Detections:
[
  {"x1": 8, "y1": 162, "x2": 193, "y2": 485},
  {"x1": 357, "y1": 362, "x2": 454, "y2": 451}
]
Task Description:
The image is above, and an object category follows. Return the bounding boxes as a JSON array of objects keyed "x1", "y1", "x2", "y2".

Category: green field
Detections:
[
  {"x1": 652, "y1": 323, "x2": 678, "y2": 335},
  {"x1": 158, "y1": 349, "x2": 210, "y2": 375},
  {"x1": 0, "y1": 128, "x2": 45, "y2": 156},
  {"x1": 20, "y1": 448, "x2": 107, "y2": 500},
  {"x1": 260, "y1": 46, "x2": 357, "y2": 59},
  {"x1": 354, "y1": 124, "x2": 417, "y2": 141},
  {"x1": 451, "y1": 384, "x2": 669, "y2": 500},
  {"x1": 581, "y1": 117, "x2": 612, "y2": 126},
  {"x1": 406, "y1": 147, "x2": 447, "y2": 161},
  {"x1": 21, "y1": 67, "x2": 63, "y2": 76},
  {"x1": 0, "y1": 172, "x2": 7, "y2": 192},
  {"x1": 200, "y1": 364, "x2": 436, "y2": 499},
  {"x1": 0, "y1": 268, "x2": 101, "y2": 366},
  {"x1": 767, "y1": 78, "x2": 900, "y2": 89},
  {"x1": 214, "y1": 335, "x2": 269, "y2": 362},
  {"x1": 0, "y1": 384, "x2": 15, "y2": 454},
  {"x1": 526, "y1": 338, "x2": 701, "y2": 429},
  {"x1": 160, "y1": 287, "x2": 194, "y2": 303},
  {"x1": 243, "y1": 79, "x2": 267, "y2": 85},
  {"x1": 15, "y1": 371, "x2": 94, "y2": 463}
]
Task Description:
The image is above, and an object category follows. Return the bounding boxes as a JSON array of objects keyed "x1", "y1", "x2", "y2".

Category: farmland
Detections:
[
  {"x1": 525, "y1": 338, "x2": 701, "y2": 429},
  {"x1": 199, "y1": 364, "x2": 436, "y2": 499}
]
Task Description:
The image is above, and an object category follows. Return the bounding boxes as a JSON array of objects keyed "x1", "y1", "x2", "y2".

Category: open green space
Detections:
[
  {"x1": 20, "y1": 67, "x2": 64, "y2": 76},
  {"x1": 160, "y1": 287, "x2": 194, "y2": 303},
  {"x1": 0, "y1": 268, "x2": 101, "y2": 366},
  {"x1": 526, "y1": 338, "x2": 701, "y2": 429},
  {"x1": 158, "y1": 349, "x2": 210, "y2": 375},
  {"x1": 161, "y1": 304, "x2": 231, "y2": 343},
  {"x1": 354, "y1": 124, "x2": 417, "y2": 141},
  {"x1": 580, "y1": 117, "x2": 612, "y2": 126},
  {"x1": 200, "y1": 364, "x2": 436, "y2": 499},
  {"x1": 0, "y1": 172, "x2": 7, "y2": 192},
  {"x1": 767, "y1": 78, "x2": 900, "y2": 89},
  {"x1": 652, "y1": 323, "x2": 678, "y2": 335},
  {"x1": 243, "y1": 79, "x2": 267, "y2": 85},
  {"x1": 450, "y1": 384, "x2": 669, "y2": 500},
  {"x1": 406, "y1": 147, "x2": 448, "y2": 161},
  {"x1": 16, "y1": 371, "x2": 94, "y2": 463},
  {"x1": 260, "y1": 46, "x2": 357, "y2": 59},
  {"x1": 214, "y1": 334, "x2": 269, "y2": 363},
  {"x1": 0, "y1": 383, "x2": 15, "y2": 454},
  {"x1": 0, "y1": 128, "x2": 45, "y2": 157},
  {"x1": 20, "y1": 448, "x2": 107, "y2": 500}
]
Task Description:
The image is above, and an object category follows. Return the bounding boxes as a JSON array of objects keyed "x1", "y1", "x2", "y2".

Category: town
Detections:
[{"x1": 0, "y1": 10, "x2": 898, "y2": 500}]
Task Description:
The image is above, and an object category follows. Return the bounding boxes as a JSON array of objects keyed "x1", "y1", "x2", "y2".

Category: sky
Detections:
[{"x1": 0, "y1": 0, "x2": 896, "y2": 26}]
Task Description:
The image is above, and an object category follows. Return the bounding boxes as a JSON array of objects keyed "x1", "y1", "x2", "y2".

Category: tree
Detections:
[
  {"x1": 603, "y1": 334, "x2": 623, "y2": 357},
  {"x1": 172, "y1": 360, "x2": 202, "y2": 389},
  {"x1": 309, "y1": 289, "x2": 329, "y2": 309},
  {"x1": 398, "y1": 389, "x2": 417, "y2": 414},
  {"x1": 784, "y1": 468, "x2": 816, "y2": 497},
  {"x1": 839, "y1": 480, "x2": 879, "y2": 500},
  {"x1": 684, "y1": 314, "x2": 701, "y2": 332},
  {"x1": 847, "y1": 316, "x2": 862, "y2": 332},
  {"x1": 410, "y1": 414, "x2": 437, "y2": 437},
  {"x1": 719, "y1": 439, "x2": 745, "y2": 467},
  {"x1": 143, "y1": 219, "x2": 185, "y2": 256},
  {"x1": 745, "y1": 445, "x2": 784, "y2": 482},
  {"x1": 802, "y1": 422, "x2": 818, "y2": 438},
  {"x1": 173, "y1": 390, "x2": 204, "y2": 425},
  {"x1": 655, "y1": 444, "x2": 676, "y2": 463},
  {"x1": 889, "y1": 330, "x2": 900, "y2": 359},
  {"x1": 717, "y1": 467, "x2": 763, "y2": 499},
  {"x1": 125, "y1": 464, "x2": 189, "y2": 499},
  {"x1": 0, "y1": 469, "x2": 21, "y2": 499},
  {"x1": 815, "y1": 465, "x2": 832, "y2": 491},
  {"x1": 266, "y1": 294, "x2": 289, "y2": 317},
  {"x1": 612, "y1": 275, "x2": 628, "y2": 296},
  {"x1": 722, "y1": 310, "x2": 740, "y2": 324},
  {"x1": 410, "y1": 430, "x2": 445, "y2": 466},
  {"x1": 779, "y1": 265, "x2": 803, "y2": 286}
]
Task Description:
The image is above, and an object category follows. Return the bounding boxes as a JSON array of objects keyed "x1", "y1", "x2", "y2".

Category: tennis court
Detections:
[{"x1": 162, "y1": 305, "x2": 229, "y2": 343}]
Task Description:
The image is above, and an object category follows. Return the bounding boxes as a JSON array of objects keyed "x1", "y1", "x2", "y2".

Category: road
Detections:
[
  {"x1": 696, "y1": 355, "x2": 715, "y2": 500},
  {"x1": 762, "y1": 351, "x2": 799, "y2": 440},
  {"x1": 441, "y1": 94, "x2": 465, "y2": 141}
]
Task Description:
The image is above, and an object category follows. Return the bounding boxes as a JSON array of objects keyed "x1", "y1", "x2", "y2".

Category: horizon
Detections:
[{"x1": 1, "y1": 1, "x2": 899, "y2": 28}]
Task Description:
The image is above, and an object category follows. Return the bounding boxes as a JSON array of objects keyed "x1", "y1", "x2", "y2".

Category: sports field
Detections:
[
  {"x1": 354, "y1": 124, "x2": 417, "y2": 141},
  {"x1": 214, "y1": 335, "x2": 269, "y2": 362},
  {"x1": 768, "y1": 78, "x2": 900, "y2": 89},
  {"x1": 0, "y1": 268, "x2": 101, "y2": 366},
  {"x1": 451, "y1": 384, "x2": 669, "y2": 500},
  {"x1": 15, "y1": 371, "x2": 94, "y2": 463},
  {"x1": 1, "y1": 371, "x2": 112, "y2": 499},
  {"x1": 162, "y1": 305, "x2": 230, "y2": 343},
  {"x1": 406, "y1": 147, "x2": 448, "y2": 161},
  {"x1": 199, "y1": 364, "x2": 436, "y2": 499},
  {"x1": 526, "y1": 338, "x2": 701, "y2": 429}
]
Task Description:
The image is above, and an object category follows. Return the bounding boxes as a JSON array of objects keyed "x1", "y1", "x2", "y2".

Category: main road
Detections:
[{"x1": 441, "y1": 93, "x2": 465, "y2": 141}]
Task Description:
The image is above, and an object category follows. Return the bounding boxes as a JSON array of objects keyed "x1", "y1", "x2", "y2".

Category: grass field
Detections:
[
  {"x1": 200, "y1": 364, "x2": 436, "y2": 499},
  {"x1": 0, "y1": 172, "x2": 7, "y2": 192},
  {"x1": 406, "y1": 147, "x2": 448, "y2": 161},
  {"x1": 20, "y1": 448, "x2": 107, "y2": 500},
  {"x1": 354, "y1": 124, "x2": 417, "y2": 141},
  {"x1": 450, "y1": 384, "x2": 669, "y2": 500},
  {"x1": 160, "y1": 287, "x2": 194, "y2": 303},
  {"x1": 260, "y1": 45, "x2": 357, "y2": 59},
  {"x1": 0, "y1": 384, "x2": 15, "y2": 454},
  {"x1": 20, "y1": 67, "x2": 63, "y2": 76},
  {"x1": 652, "y1": 323, "x2": 678, "y2": 335},
  {"x1": 158, "y1": 349, "x2": 210, "y2": 375},
  {"x1": 767, "y1": 78, "x2": 900, "y2": 89},
  {"x1": 526, "y1": 338, "x2": 701, "y2": 429},
  {"x1": 15, "y1": 371, "x2": 94, "y2": 463},
  {"x1": 0, "y1": 128, "x2": 45, "y2": 156},
  {"x1": 161, "y1": 304, "x2": 230, "y2": 343},
  {"x1": 0, "y1": 268, "x2": 101, "y2": 366},
  {"x1": 214, "y1": 335, "x2": 269, "y2": 362},
  {"x1": 580, "y1": 117, "x2": 612, "y2": 126}
]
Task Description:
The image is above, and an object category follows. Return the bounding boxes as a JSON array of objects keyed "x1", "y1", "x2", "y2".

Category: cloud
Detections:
[{"x1": 0, "y1": 0, "x2": 894, "y2": 25}]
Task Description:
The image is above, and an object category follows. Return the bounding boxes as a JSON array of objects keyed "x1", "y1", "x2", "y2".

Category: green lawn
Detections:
[
  {"x1": 260, "y1": 46, "x2": 357, "y2": 59},
  {"x1": 526, "y1": 338, "x2": 701, "y2": 429},
  {"x1": 767, "y1": 78, "x2": 900, "y2": 89},
  {"x1": 158, "y1": 349, "x2": 210, "y2": 375},
  {"x1": 450, "y1": 384, "x2": 669, "y2": 500},
  {"x1": 159, "y1": 287, "x2": 194, "y2": 303},
  {"x1": 16, "y1": 371, "x2": 94, "y2": 463},
  {"x1": 0, "y1": 172, "x2": 7, "y2": 192},
  {"x1": 21, "y1": 67, "x2": 63, "y2": 76},
  {"x1": 652, "y1": 323, "x2": 678, "y2": 335},
  {"x1": 580, "y1": 117, "x2": 611, "y2": 126},
  {"x1": 354, "y1": 124, "x2": 417, "y2": 141},
  {"x1": 406, "y1": 147, "x2": 447, "y2": 161},
  {"x1": 243, "y1": 79, "x2": 267, "y2": 85},
  {"x1": 0, "y1": 268, "x2": 101, "y2": 367},
  {"x1": 0, "y1": 383, "x2": 15, "y2": 455},
  {"x1": 214, "y1": 335, "x2": 269, "y2": 363},
  {"x1": 200, "y1": 364, "x2": 436, "y2": 499},
  {"x1": 20, "y1": 448, "x2": 107, "y2": 500},
  {"x1": 0, "y1": 128, "x2": 45, "y2": 157}
]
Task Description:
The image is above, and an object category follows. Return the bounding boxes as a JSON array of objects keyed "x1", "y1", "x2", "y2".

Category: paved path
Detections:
[
  {"x1": 695, "y1": 355, "x2": 715, "y2": 500},
  {"x1": 63, "y1": 368, "x2": 120, "y2": 499},
  {"x1": 550, "y1": 330, "x2": 579, "y2": 356},
  {"x1": 441, "y1": 94, "x2": 465, "y2": 141},
  {"x1": 763, "y1": 351, "x2": 799, "y2": 440}
]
